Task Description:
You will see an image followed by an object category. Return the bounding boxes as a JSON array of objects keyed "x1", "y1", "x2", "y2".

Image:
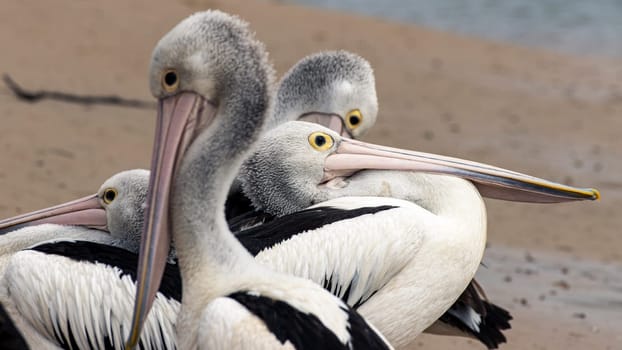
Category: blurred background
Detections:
[
  {"x1": 291, "y1": 0, "x2": 622, "y2": 58},
  {"x1": 0, "y1": 0, "x2": 620, "y2": 348}
]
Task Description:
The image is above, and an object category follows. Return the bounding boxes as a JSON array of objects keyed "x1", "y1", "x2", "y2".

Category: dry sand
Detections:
[{"x1": 1, "y1": 0, "x2": 620, "y2": 348}]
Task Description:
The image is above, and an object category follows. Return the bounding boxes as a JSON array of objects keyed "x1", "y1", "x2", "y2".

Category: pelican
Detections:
[
  {"x1": 242, "y1": 51, "x2": 513, "y2": 347},
  {"x1": 128, "y1": 10, "x2": 393, "y2": 349},
  {"x1": 0, "y1": 170, "x2": 180, "y2": 349},
  {"x1": 0, "y1": 169, "x2": 147, "y2": 249},
  {"x1": 231, "y1": 120, "x2": 598, "y2": 348}
]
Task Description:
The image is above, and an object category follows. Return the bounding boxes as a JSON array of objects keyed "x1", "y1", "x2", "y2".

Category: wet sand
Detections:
[{"x1": 1, "y1": 0, "x2": 620, "y2": 348}]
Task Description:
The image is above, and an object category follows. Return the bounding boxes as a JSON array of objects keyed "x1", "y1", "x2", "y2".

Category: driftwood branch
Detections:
[{"x1": 2, "y1": 74, "x2": 156, "y2": 109}]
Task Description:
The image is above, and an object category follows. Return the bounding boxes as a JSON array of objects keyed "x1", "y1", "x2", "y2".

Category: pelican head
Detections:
[
  {"x1": 0, "y1": 169, "x2": 149, "y2": 249},
  {"x1": 240, "y1": 121, "x2": 599, "y2": 215},
  {"x1": 99, "y1": 170, "x2": 149, "y2": 247},
  {"x1": 129, "y1": 10, "x2": 274, "y2": 347},
  {"x1": 148, "y1": 10, "x2": 273, "y2": 152},
  {"x1": 271, "y1": 50, "x2": 378, "y2": 138}
]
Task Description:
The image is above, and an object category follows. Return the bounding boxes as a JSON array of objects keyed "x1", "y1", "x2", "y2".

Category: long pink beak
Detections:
[
  {"x1": 127, "y1": 91, "x2": 216, "y2": 348},
  {"x1": 0, "y1": 194, "x2": 107, "y2": 235},
  {"x1": 324, "y1": 138, "x2": 599, "y2": 203}
]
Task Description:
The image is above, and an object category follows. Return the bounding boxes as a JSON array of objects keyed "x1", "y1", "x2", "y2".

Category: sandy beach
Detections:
[{"x1": 1, "y1": 0, "x2": 620, "y2": 348}]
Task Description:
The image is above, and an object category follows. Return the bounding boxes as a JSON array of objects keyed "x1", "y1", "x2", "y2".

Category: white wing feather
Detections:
[{"x1": 2, "y1": 250, "x2": 179, "y2": 350}]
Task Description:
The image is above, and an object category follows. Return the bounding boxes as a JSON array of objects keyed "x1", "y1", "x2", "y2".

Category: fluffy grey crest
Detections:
[{"x1": 270, "y1": 50, "x2": 378, "y2": 138}]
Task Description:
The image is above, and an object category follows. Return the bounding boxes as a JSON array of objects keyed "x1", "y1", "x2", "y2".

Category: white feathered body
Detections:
[
  {"x1": 254, "y1": 176, "x2": 487, "y2": 349},
  {"x1": 0, "y1": 224, "x2": 179, "y2": 350}
]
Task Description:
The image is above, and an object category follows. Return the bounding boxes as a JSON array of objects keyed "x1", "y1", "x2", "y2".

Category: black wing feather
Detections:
[
  {"x1": 225, "y1": 188, "x2": 257, "y2": 222},
  {"x1": 439, "y1": 281, "x2": 512, "y2": 349},
  {"x1": 28, "y1": 241, "x2": 181, "y2": 350},
  {"x1": 235, "y1": 205, "x2": 397, "y2": 255},
  {"x1": 0, "y1": 303, "x2": 29, "y2": 350},
  {"x1": 228, "y1": 292, "x2": 390, "y2": 350},
  {"x1": 31, "y1": 241, "x2": 182, "y2": 301},
  {"x1": 228, "y1": 208, "x2": 275, "y2": 232}
]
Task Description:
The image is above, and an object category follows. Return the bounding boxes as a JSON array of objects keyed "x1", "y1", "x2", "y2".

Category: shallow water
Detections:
[{"x1": 289, "y1": 0, "x2": 622, "y2": 58}]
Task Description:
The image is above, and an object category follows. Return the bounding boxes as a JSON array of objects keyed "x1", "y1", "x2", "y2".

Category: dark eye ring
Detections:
[
  {"x1": 164, "y1": 72, "x2": 177, "y2": 86},
  {"x1": 103, "y1": 188, "x2": 117, "y2": 204},
  {"x1": 315, "y1": 135, "x2": 326, "y2": 146},
  {"x1": 162, "y1": 69, "x2": 180, "y2": 92},
  {"x1": 349, "y1": 115, "x2": 361, "y2": 125},
  {"x1": 345, "y1": 109, "x2": 363, "y2": 129},
  {"x1": 308, "y1": 132, "x2": 334, "y2": 151}
]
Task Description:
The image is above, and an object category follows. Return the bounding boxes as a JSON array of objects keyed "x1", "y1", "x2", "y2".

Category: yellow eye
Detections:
[
  {"x1": 161, "y1": 69, "x2": 180, "y2": 92},
  {"x1": 345, "y1": 109, "x2": 363, "y2": 130},
  {"x1": 102, "y1": 188, "x2": 117, "y2": 204},
  {"x1": 308, "y1": 132, "x2": 334, "y2": 151}
]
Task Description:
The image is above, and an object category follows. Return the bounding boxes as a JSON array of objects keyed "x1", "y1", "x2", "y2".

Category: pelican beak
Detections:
[
  {"x1": 298, "y1": 113, "x2": 353, "y2": 138},
  {"x1": 324, "y1": 138, "x2": 600, "y2": 203},
  {"x1": 127, "y1": 91, "x2": 216, "y2": 348},
  {"x1": 0, "y1": 194, "x2": 107, "y2": 235}
]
